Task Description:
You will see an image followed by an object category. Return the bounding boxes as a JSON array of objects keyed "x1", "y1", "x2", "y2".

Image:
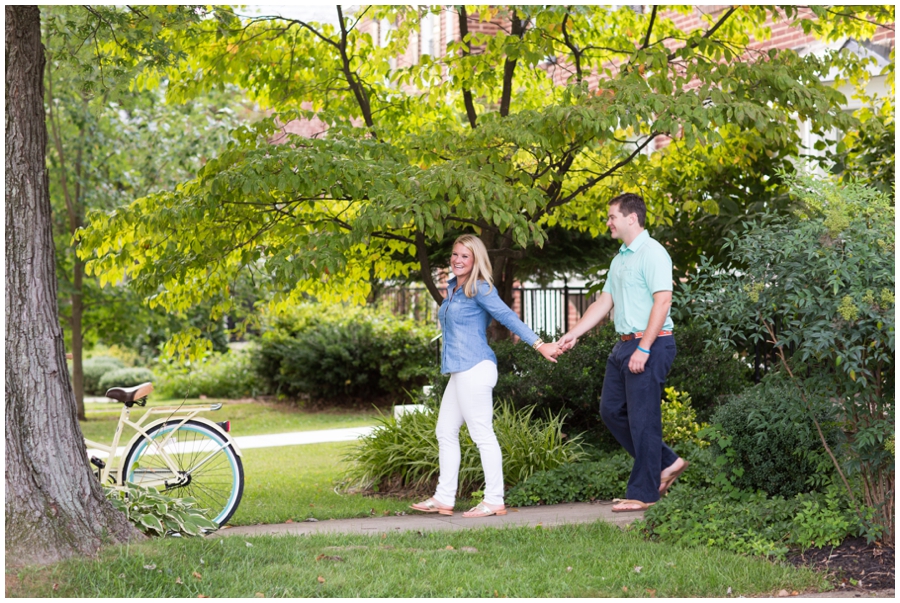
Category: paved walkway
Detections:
[
  {"x1": 87, "y1": 425, "x2": 376, "y2": 458},
  {"x1": 217, "y1": 501, "x2": 639, "y2": 538}
]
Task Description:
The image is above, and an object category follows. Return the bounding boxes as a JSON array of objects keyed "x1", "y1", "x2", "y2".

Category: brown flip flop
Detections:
[{"x1": 611, "y1": 498, "x2": 655, "y2": 513}]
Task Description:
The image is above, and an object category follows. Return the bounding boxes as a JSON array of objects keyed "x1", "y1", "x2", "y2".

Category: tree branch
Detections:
[
  {"x1": 667, "y1": 6, "x2": 737, "y2": 61},
  {"x1": 641, "y1": 5, "x2": 658, "y2": 50},
  {"x1": 499, "y1": 9, "x2": 527, "y2": 118},
  {"x1": 457, "y1": 6, "x2": 478, "y2": 129},
  {"x1": 416, "y1": 230, "x2": 444, "y2": 304}
]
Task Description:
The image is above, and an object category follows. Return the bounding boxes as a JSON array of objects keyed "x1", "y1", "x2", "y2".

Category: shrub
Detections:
[
  {"x1": 254, "y1": 303, "x2": 439, "y2": 402},
  {"x1": 156, "y1": 350, "x2": 261, "y2": 399},
  {"x1": 342, "y1": 400, "x2": 586, "y2": 496},
  {"x1": 98, "y1": 367, "x2": 156, "y2": 394},
  {"x1": 429, "y1": 321, "x2": 748, "y2": 447},
  {"x1": 709, "y1": 373, "x2": 841, "y2": 498},
  {"x1": 682, "y1": 173, "x2": 894, "y2": 541},
  {"x1": 491, "y1": 325, "x2": 617, "y2": 448},
  {"x1": 105, "y1": 483, "x2": 218, "y2": 537},
  {"x1": 665, "y1": 322, "x2": 753, "y2": 422},
  {"x1": 661, "y1": 387, "x2": 708, "y2": 448},
  {"x1": 639, "y1": 484, "x2": 861, "y2": 559},
  {"x1": 82, "y1": 356, "x2": 125, "y2": 395},
  {"x1": 505, "y1": 453, "x2": 632, "y2": 507}
]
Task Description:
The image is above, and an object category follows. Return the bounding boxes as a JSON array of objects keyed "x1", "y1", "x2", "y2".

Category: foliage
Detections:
[
  {"x1": 82, "y1": 356, "x2": 125, "y2": 396},
  {"x1": 342, "y1": 401, "x2": 585, "y2": 496},
  {"x1": 253, "y1": 303, "x2": 438, "y2": 402},
  {"x1": 663, "y1": 322, "x2": 753, "y2": 422},
  {"x1": 43, "y1": 5, "x2": 258, "y2": 373},
  {"x1": 156, "y1": 350, "x2": 262, "y2": 400},
  {"x1": 104, "y1": 482, "x2": 218, "y2": 537},
  {"x1": 639, "y1": 484, "x2": 865, "y2": 559},
  {"x1": 707, "y1": 375, "x2": 842, "y2": 498},
  {"x1": 97, "y1": 367, "x2": 155, "y2": 394},
  {"x1": 505, "y1": 453, "x2": 632, "y2": 507},
  {"x1": 75, "y1": 5, "x2": 882, "y2": 358},
  {"x1": 661, "y1": 388, "x2": 708, "y2": 448},
  {"x1": 492, "y1": 325, "x2": 616, "y2": 445},
  {"x1": 681, "y1": 172, "x2": 895, "y2": 541},
  {"x1": 434, "y1": 322, "x2": 749, "y2": 444}
]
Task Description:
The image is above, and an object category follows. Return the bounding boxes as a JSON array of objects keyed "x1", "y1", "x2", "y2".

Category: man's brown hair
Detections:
[{"x1": 609, "y1": 193, "x2": 647, "y2": 227}]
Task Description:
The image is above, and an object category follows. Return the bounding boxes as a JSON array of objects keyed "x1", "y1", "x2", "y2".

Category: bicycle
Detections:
[{"x1": 84, "y1": 381, "x2": 244, "y2": 526}]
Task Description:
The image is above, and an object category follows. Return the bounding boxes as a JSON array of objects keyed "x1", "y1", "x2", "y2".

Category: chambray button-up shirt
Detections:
[
  {"x1": 602, "y1": 229, "x2": 675, "y2": 335},
  {"x1": 438, "y1": 277, "x2": 541, "y2": 375}
]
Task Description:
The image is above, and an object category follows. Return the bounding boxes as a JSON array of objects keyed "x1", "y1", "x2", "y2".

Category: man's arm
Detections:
[
  {"x1": 628, "y1": 290, "x2": 672, "y2": 373},
  {"x1": 558, "y1": 291, "x2": 613, "y2": 351}
]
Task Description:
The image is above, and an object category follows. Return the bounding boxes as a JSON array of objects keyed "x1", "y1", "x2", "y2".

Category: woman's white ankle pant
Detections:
[{"x1": 433, "y1": 360, "x2": 503, "y2": 507}]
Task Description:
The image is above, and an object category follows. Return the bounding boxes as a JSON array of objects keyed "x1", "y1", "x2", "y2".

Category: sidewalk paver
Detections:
[{"x1": 216, "y1": 501, "x2": 639, "y2": 539}]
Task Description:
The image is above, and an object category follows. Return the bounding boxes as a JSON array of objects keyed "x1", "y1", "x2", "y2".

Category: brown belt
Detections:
[{"x1": 620, "y1": 330, "x2": 673, "y2": 341}]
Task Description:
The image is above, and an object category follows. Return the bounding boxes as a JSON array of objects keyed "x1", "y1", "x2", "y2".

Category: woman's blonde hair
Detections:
[{"x1": 454, "y1": 234, "x2": 494, "y2": 297}]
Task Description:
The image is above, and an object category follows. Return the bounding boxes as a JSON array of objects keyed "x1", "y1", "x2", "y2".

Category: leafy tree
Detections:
[
  {"x1": 681, "y1": 172, "x2": 894, "y2": 543},
  {"x1": 43, "y1": 5, "x2": 256, "y2": 414},
  {"x1": 79, "y1": 6, "x2": 891, "y2": 351}
]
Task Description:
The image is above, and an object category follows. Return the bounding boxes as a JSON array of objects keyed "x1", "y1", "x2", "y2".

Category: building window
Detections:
[{"x1": 421, "y1": 11, "x2": 435, "y2": 57}]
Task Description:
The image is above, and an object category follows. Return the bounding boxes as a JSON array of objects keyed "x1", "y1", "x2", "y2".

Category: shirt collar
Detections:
[{"x1": 619, "y1": 229, "x2": 649, "y2": 254}]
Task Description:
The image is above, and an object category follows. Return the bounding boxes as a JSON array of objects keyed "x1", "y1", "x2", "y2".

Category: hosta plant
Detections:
[{"x1": 105, "y1": 482, "x2": 219, "y2": 537}]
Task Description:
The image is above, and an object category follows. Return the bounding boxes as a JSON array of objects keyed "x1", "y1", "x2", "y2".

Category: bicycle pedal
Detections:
[{"x1": 90, "y1": 456, "x2": 106, "y2": 469}]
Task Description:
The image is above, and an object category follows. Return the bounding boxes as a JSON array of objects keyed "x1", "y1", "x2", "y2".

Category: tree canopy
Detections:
[{"x1": 77, "y1": 5, "x2": 893, "y2": 354}]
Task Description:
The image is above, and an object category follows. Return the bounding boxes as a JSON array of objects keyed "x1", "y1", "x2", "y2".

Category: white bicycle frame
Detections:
[{"x1": 85, "y1": 401, "x2": 242, "y2": 489}]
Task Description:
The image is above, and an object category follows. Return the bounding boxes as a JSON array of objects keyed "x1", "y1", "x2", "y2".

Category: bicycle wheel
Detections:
[{"x1": 123, "y1": 419, "x2": 244, "y2": 526}]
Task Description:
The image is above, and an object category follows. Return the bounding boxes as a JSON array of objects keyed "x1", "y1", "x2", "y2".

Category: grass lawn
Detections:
[
  {"x1": 8, "y1": 522, "x2": 828, "y2": 598},
  {"x1": 230, "y1": 442, "x2": 416, "y2": 526}
]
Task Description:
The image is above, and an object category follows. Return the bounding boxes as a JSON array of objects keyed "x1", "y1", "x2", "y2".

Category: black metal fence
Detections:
[{"x1": 373, "y1": 285, "x2": 599, "y2": 337}]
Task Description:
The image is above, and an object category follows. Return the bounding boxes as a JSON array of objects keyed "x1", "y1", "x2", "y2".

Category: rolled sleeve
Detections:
[{"x1": 475, "y1": 286, "x2": 540, "y2": 346}]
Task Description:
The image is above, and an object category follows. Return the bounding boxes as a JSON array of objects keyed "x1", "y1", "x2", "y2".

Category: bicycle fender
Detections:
[{"x1": 118, "y1": 417, "x2": 244, "y2": 481}]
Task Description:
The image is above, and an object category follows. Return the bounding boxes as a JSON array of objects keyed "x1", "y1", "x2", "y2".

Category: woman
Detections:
[{"x1": 411, "y1": 235, "x2": 560, "y2": 518}]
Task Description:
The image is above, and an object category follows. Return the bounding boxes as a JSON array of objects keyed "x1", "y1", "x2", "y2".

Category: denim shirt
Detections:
[{"x1": 438, "y1": 277, "x2": 540, "y2": 374}]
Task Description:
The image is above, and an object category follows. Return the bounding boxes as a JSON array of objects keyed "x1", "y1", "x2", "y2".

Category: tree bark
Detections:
[{"x1": 5, "y1": 5, "x2": 140, "y2": 567}]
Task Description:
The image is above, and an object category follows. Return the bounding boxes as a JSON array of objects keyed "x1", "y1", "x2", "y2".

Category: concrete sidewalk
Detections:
[{"x1": 216, "y1": 501, "x2": 639, "y2": 538}]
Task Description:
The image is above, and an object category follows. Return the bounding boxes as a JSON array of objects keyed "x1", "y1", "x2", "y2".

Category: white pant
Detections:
[{"x1": 433, "y1": 360, "x2": 503, "y2": 506}]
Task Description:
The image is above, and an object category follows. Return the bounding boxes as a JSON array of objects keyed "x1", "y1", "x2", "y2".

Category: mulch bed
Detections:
[{"x1": 786, "y1": 536, "x2": 894, "y2": 591}]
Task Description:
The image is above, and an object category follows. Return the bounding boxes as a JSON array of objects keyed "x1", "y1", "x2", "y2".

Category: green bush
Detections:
[
  {"x1": 664, "y1": 322, "x2": 753, "y2": 422},
  {"x1": 254, "y1": 303, "x2": 439, "y2": 402},
  {"x1": 505, "y1": 453, "x2": 632, "y2": 507},
  {"x1": 639, "y1": 484, "x2": 861, "y2": 559},
  {"x1": 709, "y1": 373, "x2": 842, "y2": 498},
  {"x1": 429, "y1": 321, "x2": 749, "y2": 447},
  {"x1": 661, "y1": 387, "x2": 708, "y2": 448},
  {"x1": 82, "y1": 356, "x2": 125, "y2": 395},
  {"x1": 105, "y1": 483, "x2": 218, "y2": 537},
  {"x1": 97, "y1": 367, "x2": 156, "y2": 394},
  {"x1": 342, "y1": 400, "x2": 586, "y2": 496},
  {"x1": 156, "y1": 350, "x2": 261, "y2": 399}
]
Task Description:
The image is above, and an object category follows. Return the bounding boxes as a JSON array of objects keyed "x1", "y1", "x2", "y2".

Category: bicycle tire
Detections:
[{"x1": 123, "y1": 419, "x2": 244, "y2": 526}]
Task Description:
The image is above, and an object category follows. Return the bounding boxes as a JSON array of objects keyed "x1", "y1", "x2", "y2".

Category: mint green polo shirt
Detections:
[{"x1": 602, "y1": 229, "x2": 675, "y2": 335}]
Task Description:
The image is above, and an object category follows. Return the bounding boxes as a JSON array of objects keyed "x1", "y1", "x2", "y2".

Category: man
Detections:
[{"x1": 557, "y1": 193, "x2": 688, "y2": 512}]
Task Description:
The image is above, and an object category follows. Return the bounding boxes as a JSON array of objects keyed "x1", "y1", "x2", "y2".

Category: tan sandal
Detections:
[
  {"x1": 659, "y1": 460, "x2": 690, "y2": 494},
  {"x1": 611, "y1": 499, "x2": 655, "y2": 513},
  {"x1": 410, "y1": 498, "x2": 454, "y2": 516},
  {"x1": 462, "y1": 502, "x2": 507, "y2": 518}
]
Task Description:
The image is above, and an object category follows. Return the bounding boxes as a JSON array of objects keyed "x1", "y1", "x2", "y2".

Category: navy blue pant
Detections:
[{"x1": 600, "y1": 336, "x2": 678, "y2": 503}]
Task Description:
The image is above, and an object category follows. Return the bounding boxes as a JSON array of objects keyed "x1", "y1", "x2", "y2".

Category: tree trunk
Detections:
[
  {"x1": 5, "y1": 5, "x2": 140, "y2": 567},
  {"x1": 71, "y1": 258, "x2": 85, "y2": 419}
]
